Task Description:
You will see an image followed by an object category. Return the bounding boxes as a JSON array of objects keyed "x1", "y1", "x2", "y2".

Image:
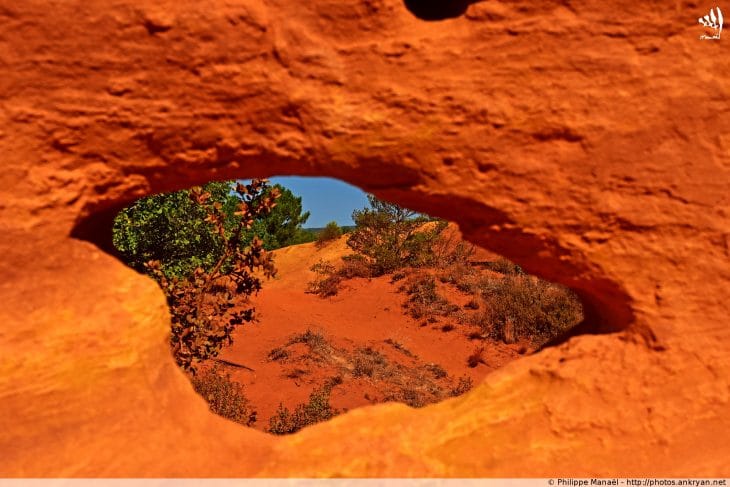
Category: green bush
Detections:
[
  {"x1": 191, "y1": 367, "x2": 257, "y2": 426},
  {"x1": 142, "y1": 180, "x2": 279, "y2": 372},
  {"x1": 316, "y1": 221, "x2": 342, "y2": 247},
  {"x1": 346, "y1": 195, "x2": 447, "y2": 276}
]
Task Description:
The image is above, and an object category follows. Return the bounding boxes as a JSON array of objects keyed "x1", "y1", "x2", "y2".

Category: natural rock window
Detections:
[{"x1": 110, "y1": 176, "x2": 583, "y2": 434}]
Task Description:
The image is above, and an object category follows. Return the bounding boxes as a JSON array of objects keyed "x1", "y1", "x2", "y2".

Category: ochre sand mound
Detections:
[
  {"x1": 216, "y1": 233, "x2": 521, "y2": 429},
  {"x1": 1, "y1": 0, "x2": 729, "y2": 477}
]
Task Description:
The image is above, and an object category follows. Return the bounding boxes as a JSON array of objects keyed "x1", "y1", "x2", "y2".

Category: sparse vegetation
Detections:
[
  {"x1": 191, "y1": 367, "x2": 257, "y2": 426},
  {"x1": 268, "y1": 385, "x2": 339, "y2": 435},
  {"x1": 384, "y1": 338, "x2": 417, "y2": 358},
  {"x1": 475, "y1": 274, "x2": 583, "y2": 346},
  {"x1": 450, "y1": 376, "x2": 474, "y2": 396},
  {"x1": 306, "y1": 260, "x2": 342, "y2": 297},
  {"x1": 268, "y1": 347, "x2": 289, "y2": 362},
  {"x1": 402, "y1": 274, "x2": 459, "y2": 321},
  {"x1": 426, "y1": 363, "x2": 448, "y2": 379}
]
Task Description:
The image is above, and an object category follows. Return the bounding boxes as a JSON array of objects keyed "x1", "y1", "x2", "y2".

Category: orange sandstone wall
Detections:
[{"x1": 0, "y1": 0, "x2": 728, "y2": 477}]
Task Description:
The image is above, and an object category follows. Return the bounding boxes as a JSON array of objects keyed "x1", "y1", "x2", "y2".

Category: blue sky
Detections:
[{"x1": 266, "y1": 176, "x2": 370, "y2": 228}]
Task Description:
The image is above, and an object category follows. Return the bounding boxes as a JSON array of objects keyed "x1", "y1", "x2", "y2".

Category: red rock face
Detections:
[{"x1": 0, "y1": 0, "x2": 728, "y2": 477}]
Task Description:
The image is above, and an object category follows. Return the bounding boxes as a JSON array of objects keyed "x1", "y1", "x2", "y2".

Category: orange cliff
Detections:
[{"x1": 0, "y1": 0, "x2": 729, "y2": 477}]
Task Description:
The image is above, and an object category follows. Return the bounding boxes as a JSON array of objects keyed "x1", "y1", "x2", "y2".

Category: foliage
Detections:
[
  {"x1": 316, "y1": 221, "x2": 342, "y2": 247},
  {"x1": 347, "y1": 195, "x2": 448, "y2": 276},
  {"x1": 113, "y1": 181, "x2": 239, "y2": 279},
  {"x1": 250, "y1": 184, "x2": 311, "y2": 250},
  {"x1": 290, "y1": 228, "x2": 318, "y2": 245},
  {"x1": 145, "y1": 180, "x2": 279, "y2": 372},
  {"x1": 113, "y1": 181, "x2": 310, "y2": 279},
  {"x1": 476, "y1": 275, "x2": 583, "y2": 346},
  {"x1": 267, "y1": 385, "x2": 339, "y2": 435},
  {"x1": 191, "y1": 367, "x2": 257, "y2": 426}
]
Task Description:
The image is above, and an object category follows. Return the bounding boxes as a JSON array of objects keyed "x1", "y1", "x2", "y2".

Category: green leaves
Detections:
[
  {"x1": 346, "y1": 195, "x2": 447, "y2": 276},
  {"x1": 121, "y1": 179, "x2": 281, "y2": 373}
]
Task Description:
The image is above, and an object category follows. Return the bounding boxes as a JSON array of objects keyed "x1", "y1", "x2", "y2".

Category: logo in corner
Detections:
[{"x1": 699, "y1": 6, "x2": 723, "y2": 39}]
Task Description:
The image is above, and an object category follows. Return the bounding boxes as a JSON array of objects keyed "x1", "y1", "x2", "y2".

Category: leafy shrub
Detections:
[
  {"x1": 316, "y1": 221, "x2": 342, "y2": 247},
  {"x1": 267, "y1": 385, "x2": 339, "y2": 435},
  {"x1": 476, "y1": 275, "x2": 583, "y2": 346},
  {"x1": 191, "y1": 367, "x2": 257, "y2": 426},
  {"x1": 113, "y1": 181, "x2": 310, "y2": 279},
  {"x1": 305, "y1": 260, "x2": 342, "y2": 297},
  {"x1": 346, "y1": 195, "x2": 447, "y2": 276},
  {"x1": 144, "y1": 180, "x2": 279, "y2": 372}
]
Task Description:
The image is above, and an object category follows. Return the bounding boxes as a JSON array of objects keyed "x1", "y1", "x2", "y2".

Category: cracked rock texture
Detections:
[{"x1": 1, "y1": 0, "x2": 729, "y2": 477}]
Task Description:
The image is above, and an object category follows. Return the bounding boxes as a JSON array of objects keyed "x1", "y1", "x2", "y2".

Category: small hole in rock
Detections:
[{"x1": 404, "y1": 0, "x2": 478, "y2": 20}]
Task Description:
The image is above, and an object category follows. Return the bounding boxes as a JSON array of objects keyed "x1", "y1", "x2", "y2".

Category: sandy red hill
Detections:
[{"x1": 213, "y1": 229, "x2": 523, "y2": 430}]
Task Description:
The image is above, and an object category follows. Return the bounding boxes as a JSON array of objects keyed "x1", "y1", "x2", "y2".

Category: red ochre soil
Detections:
[{"x1": 212, "y1": 230, "x2": 523, "y2": 430}]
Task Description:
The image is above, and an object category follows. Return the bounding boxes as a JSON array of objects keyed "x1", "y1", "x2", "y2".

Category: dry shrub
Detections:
[
  {"x1": 402, "y1": 274, "x2": 457, "y2": 320},
  {"x1": 384, "y1": 338, "x2": 417, "y2": 358},
  {"x1": 425, "y1": 363, "x2": 448, "y2": 379},
  {"x1": 476, "y1": 274, "x2": 583, "y2": 346},
  {"x1": 438, "y1": 261, "x2": 480, "y2": 293},
  {"x1": 287, "y1": 329, "x2": 332, "y2": 358},
  {"x1": 450, "y1": 376, "x2": 474, "y2": 396},
  {"x1": 267, "y1": 346, "x2": 289, "y2": 361},
  {"x1": 306, "y1": 260, "x2": 342, "y2": 297},
  {"x1": 352, "y1": 347, "x2": 391, "y2": 379},
  {"x1": 338, "y1": 253, "x2": 372, "y2": 279},
  {"x1": 467, "y1": 347, "x2": 486, "y2": 368},
  {"x1": 268, "y1": 385, "x2": 339, "y2": 435},
  {"x1": 483, "y1": 257, "x2": 523, "y2": 275},
  {"x1": 384, "y1": 387, "x2": 427, "y2": 408},
  {"x1": 191, "y1": 367, "x2": 257, "y2": 426}
]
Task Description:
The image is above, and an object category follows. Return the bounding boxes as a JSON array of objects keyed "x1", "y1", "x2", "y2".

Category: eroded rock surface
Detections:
[{"x1": 0, "y1": 0, "x2": 728, "y2": 476}]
